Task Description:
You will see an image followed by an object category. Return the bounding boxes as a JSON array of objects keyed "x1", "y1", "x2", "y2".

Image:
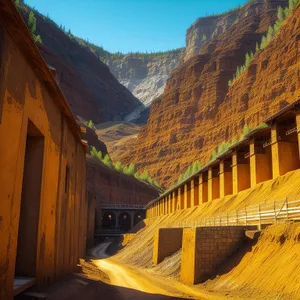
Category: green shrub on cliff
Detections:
[
  {"x1": 84, "y1": 120, "x2": 94, "y2": 129},
  {"x1": 176, "y1": 161, "x2": 203, "y2": 185},
  {"x1": 228, "y1": 1, "x2": 299, "y2": 87}
]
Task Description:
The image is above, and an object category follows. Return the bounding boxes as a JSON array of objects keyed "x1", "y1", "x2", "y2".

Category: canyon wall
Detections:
[
  {"x1": 105, "y1": 51, "x2": 184, "y2": 123},
  {"x1": 120, "y1": 0, "x2": 300, "y2": 188},
  {"x1": 18, "y1": 7, "x2": 141, "y2": 124}
]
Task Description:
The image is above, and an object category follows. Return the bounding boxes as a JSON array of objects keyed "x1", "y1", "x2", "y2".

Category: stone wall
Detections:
[{"x1": 180, "y1": 226, "x2": 247, "y2": 284}]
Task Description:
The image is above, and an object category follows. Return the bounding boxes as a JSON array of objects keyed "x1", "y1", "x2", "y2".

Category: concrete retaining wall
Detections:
[
  {"x1": 180, "y1": 226, "x2": 246, "y2": 284},
  {"x1": 153, "y1": 228, "x2": 183, "y2": 265}
]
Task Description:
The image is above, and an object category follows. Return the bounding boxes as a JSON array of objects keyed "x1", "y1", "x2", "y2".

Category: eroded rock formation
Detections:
[
  {"x1": 120, "y1": 0, "x2": 300, "y2": 188},
  {"x1": 105, "y1": 51, "x2": 184, "y2": 123}
]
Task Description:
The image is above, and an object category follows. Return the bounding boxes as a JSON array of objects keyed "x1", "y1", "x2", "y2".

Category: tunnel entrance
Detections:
[
  {"x1": 102, "y1": 212, "x2": 116, "y2": 229},
  {"x1": 14, "y1": 121, "x2": 44, "y2": 294},
  {"x1": 119, "y1": 212, "x2": 131, "y2": 232},
  {"x1": 134, "y1": 211, "x2": 145, "y2": 226}
]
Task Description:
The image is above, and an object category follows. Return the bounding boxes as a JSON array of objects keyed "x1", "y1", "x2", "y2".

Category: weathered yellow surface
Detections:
[{"x1": 0, "y1": 21, "x2": 86, "y2": 300}]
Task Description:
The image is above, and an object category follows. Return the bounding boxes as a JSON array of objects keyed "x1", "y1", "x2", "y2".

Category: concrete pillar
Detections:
[
  {"x1": 297, "y1": 113, "x2": 300, "y2": 159},
  {"x1": 271, "y1": 123, "x2": 280, "y2": 179},
  {"x1": 172, "y1": 191, "x2": 176, "y2": 212},
  {"x1": 184, "y1": 183, "x2": 191, "y2": 209},
  {"x1": 168, "y1": 194, "x2": 171, "y2": 214},
  {"x1": 193, "y1": 177, "x2": 199, "y2": 207},
  {"x1": 190, "y1": 179, "x2": 195, "y2": 208},
  {"x1": 178, "y1": 186, "x2": 184, "y2": 210},
  {"x1": 208, "y1": 167, "x2": 220, "y2": 201},
  {"x1": 198, "y1": 174, "x2": 203, "y2": 204}
]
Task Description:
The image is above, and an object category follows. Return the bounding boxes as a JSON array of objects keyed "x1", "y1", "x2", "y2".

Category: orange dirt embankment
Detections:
[
  {"x1": 205, "y1": 223, "x2": 300, "y2": 299},
  {"x1": 120, "y1": 1, "x2": 300, "y2": 188},
  {"x1": 113, "y1": 169, "x2": 300, "y2": 299}
]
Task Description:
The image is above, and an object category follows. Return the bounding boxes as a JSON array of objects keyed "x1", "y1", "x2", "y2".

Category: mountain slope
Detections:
[
  {"x1": 120, "y1": 0, "x2": 297, "y2": 188},
  {"x1": 18, "y1": 4, "x2": 141, "y2": 124}
]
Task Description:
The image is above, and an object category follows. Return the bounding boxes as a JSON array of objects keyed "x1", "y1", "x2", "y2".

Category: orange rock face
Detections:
[{"x1": 121, "y1": 0, "x2": 300, "y2": 188}]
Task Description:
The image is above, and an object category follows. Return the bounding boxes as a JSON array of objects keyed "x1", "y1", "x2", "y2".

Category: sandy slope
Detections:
[{"x1": 112, "y1": 169, "x2": 300, "y2": 299}]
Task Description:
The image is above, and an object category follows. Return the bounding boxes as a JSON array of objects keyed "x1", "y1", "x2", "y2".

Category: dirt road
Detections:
[{"x1": 91, "y1": 243, "x2": 230, "y2": 300}]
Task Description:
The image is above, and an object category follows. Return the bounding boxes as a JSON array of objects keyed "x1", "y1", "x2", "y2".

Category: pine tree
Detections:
[
  {"x1": 255, "y1": 42, "x2": 259, "y2": 52},
  {"x1": 114, "y1": 161, "x2": 123, "y2": 172},
  {"x1": 103, "y1": 154, "x2": 113, "y2": 168},
  {"x1": 260, "y1": 36, "x2": 268, "y2": 50},
  {"x1": 273, "y1": 21, "x2": 281, "y2": 34},
  {"x1": 277, "y1": 6, "x2": 285, "y2": 22},
  {"x1": 266, "y1": 26, "x2": 274, "y2": 43},
  {"x1": 28, "y1": 11, "x2": 36, "y2": 34},
  {"x1": 35, "y1": 35, "x2": 43, "y2": 44}
]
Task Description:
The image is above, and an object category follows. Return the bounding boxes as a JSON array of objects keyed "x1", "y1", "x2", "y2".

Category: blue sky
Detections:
[{"x1": 25, "y1": 0, "x2": 249, "y2": 53}]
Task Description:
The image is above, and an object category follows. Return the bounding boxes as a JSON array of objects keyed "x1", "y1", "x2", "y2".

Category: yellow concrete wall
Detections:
[
  {"x1": 278, "y1": 141, "x2": 300, "y2": 176},
  {"x1": 153, "y1": 228, "x2": 183, "y2": 265},
  {"x1": 237, "y1": 164, "x2": 251, "y2": 192},
  {"x1": 172, "y1": 191, "x2": 176, "y2": 212},
  {"x1": 208, "y1": 169, "x2": 213, "y2": 202},
  {"x1": 219, "y1": 161, "x2": 225, "y2": 198},
  {"x1": 168, "y1": 194, "x2": 171, "y2": 214},
  {"x1": 250, "y1": 140, "x2": 272, "y2": 187},
  {"x1": 202, "y1": 181, "x2": 208, "y2": 203},
  {"x1": 232, "y1": 152, "x2": 238, "y2": 194},
  {"x1": 198, "y1": 174, "x2": 203, "y2": 204},
  {"x1": 224, "y1": 172, "x2": 233, "y2": 196},
  {"x1": 297, "y1": 113, "x2": 300, "y2": 157},
  {"x1": 212, "y1": 176, "x2": 220, "y2": 200},
  {"x1": 271, "y1": 124, "x2": 280, "y2": 179},
  {"x1": 0, "y1": 30, "x2": 87, "y2": 299}
]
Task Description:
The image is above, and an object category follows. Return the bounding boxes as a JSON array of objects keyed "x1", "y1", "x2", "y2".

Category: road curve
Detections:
[{"x1": 91, "y1": 243, "x2": 228, "y2": 300}]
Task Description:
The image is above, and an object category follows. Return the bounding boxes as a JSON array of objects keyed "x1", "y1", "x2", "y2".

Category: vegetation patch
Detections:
[
  {"x1": 90, "y1": 146, "x2": 161, "y2": 189},
  {"x1": 228, "y1": 0, "x2": 299, "y2": 86}
]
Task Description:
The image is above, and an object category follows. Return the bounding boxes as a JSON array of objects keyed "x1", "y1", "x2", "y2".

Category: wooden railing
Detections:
[{"x1": 168, "y1": 198, "x2": 300, "y2": 228}]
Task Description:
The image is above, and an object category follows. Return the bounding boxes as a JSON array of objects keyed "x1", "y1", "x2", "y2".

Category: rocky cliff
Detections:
[
  {"x1": 104, "y1": 50, "x2": 184, "y2": 123},
  {"x1": 120, "y1": 0, "x2": 299, "y2": 188},
  {"x1": 18, "y1": 6, "x2": 141, "y2": 124}
]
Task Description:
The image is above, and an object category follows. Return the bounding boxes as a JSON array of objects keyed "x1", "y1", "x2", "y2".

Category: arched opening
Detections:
[
  {"x1": 119, "y1": 212, "x2": 131, "y2": 232},
  {"x1": 134, "y1": 211, "x2": 145, "y2": 226},
  {"x1": 102, "y1": 212, "x2": 116, "y2": 229}
]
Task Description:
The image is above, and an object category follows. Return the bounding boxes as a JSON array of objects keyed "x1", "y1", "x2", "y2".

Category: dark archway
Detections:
[
  {"x1": 133, "y1": 211, "x2": 145, "y2": 226},
  {"x1": 119, "y1": 212, "x2": 131, "y2": 232},
  {"x1": 102, "y1": 211, "x2": 116, "y2": 229}
]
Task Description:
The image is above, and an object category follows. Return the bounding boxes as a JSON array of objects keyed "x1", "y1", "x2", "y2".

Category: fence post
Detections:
[
  {"x1": 274, "y1": 200, "x2": 277, "y2": 224},
  {"x1": 259, "y1": 204, "x2": 261, "y2": 228},
  {"x1": 286, "y1": 198, "x2": 289, "y2": 220}
]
